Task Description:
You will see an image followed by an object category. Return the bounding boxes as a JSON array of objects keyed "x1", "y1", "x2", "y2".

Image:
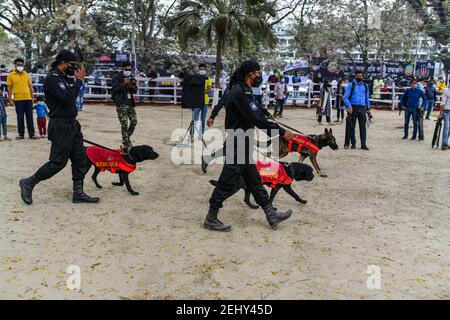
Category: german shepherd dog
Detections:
[
  {"x1": 277, "y1": 128, "x2": 338, "y2": 178},
  {"x1": 210, "y1": 162, "x2": 314, "y2": 208},
  {"x1": 86, "y1": 145, "x2": 159, "y2": 195}
]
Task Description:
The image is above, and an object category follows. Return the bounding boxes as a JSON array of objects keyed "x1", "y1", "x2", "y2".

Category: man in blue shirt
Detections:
[
  {"x1": 344, "y1": 71, "x2": 372, "y2": 150},
  {"x1": 400, "y1": 79, "x2": 428, "y2": 140}
]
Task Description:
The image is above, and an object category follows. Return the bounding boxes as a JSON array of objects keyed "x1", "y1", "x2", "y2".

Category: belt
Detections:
[
  {"x1": 49, "y1": 118, "x2": 76, "y2": 123},
  {"x1": 352, "y1": 105, "x2": 367, "y2": 108}
]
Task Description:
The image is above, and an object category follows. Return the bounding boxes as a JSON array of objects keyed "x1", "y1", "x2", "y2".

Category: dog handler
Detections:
[
  {"x1": 204, "y1": 60, "x2": 294, "y2": 232},
  {"x1": 19, "y1": 50, "x2": 100, "y2": 205}
]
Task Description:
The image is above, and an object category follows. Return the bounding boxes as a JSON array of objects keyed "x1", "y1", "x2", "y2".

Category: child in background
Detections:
[
  {"x1": 34, "y1": 96, "x2": 48, "y2": 138},
  {"x1": 0, "y1": 87, "x2": 11, "y2": 141}
]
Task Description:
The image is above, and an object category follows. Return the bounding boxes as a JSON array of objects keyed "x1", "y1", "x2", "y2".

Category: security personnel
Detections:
[
  {"x1": 204, "y1": 60, "x2": 294, "y2": 232},
  {"x1": 19, "y1": 50, "x2": 99, "y2": 205}
]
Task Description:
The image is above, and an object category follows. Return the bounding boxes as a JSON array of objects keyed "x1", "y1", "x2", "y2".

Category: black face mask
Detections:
[
  {"x1": 356, "y1": 78, "x2": 363, "y2": 83},
  {"x1": 66, "y1": 64, "x2": 77, "y2": 76},
  {"x1": 252, "y1": 75, "x2": 263, "y2": 88}
]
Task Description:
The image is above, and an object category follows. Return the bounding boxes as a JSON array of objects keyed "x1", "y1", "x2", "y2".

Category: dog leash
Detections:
[
  {"x1": 83, "y1": 139, "x2": 122, "y2": 154},
  {"x1": 272, "y1": 119, "x2": 305, "y2": 135}
]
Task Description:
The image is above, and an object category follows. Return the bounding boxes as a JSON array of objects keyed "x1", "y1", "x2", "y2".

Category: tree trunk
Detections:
[
  {"x1": 215, "y1": 33, "x2": 223, "y2": 89},
  {"x1": 23, "y1": 37, "x2": 33, "y2": 72}
]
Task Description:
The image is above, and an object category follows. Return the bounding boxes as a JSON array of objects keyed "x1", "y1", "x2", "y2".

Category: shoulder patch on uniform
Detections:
[
  {"x1": 249, "y1": 102, "x2": 258, "y2": 111},
  {"x1": 58, "y1": 82, "x2": 66, "y2": 90}
]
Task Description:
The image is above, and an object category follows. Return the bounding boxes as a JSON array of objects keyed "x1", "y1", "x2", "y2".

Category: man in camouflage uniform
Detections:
[{"x1": 111, "y1": 61, "x2": 138, "y2": 151}]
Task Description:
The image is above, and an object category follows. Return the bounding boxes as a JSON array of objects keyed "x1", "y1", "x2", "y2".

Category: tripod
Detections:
[{"x1": 177, "y1": 109, "x2": 207, "y2": 148}]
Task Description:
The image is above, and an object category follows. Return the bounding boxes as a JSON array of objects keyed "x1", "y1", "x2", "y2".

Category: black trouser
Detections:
[
  {"x1": 275, "y1": 99, "x2": 285, "y2": 115},
  {"x1": 15, "y1": 100, "x2": 35, "y2": 138},
  {"x1": 318, "y1": 115, "x2": 330, "y2": 123},
  {"x1": 209, "y1": 163, "x2": 270, "y2": 211},
  {"x1": 35, "y1": 118, "x2": 89, "y2": 182},
  {"x1": 350, "y1": 105, "x2": 367, "y2": 147},
  {"x1": 337, "y1": 109, "x2": 345, "y2": 120}
]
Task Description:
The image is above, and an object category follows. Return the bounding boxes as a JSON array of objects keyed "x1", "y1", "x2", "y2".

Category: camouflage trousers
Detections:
[{"x1": 116, "y1": 104, "x2": 137, "y2": 148}]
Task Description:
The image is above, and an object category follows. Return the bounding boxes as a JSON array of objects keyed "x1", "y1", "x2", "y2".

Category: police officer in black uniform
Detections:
[
  {"x1": 204, "y1": 60, "x2": 294, "y2": 232},
  {"x1": 19, "y1": 50, "x2": 99, "y2": 205}
]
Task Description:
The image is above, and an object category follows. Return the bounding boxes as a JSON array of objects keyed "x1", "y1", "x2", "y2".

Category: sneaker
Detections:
[
  {"x1": 351, "y1": 145, "x2": 356, "y2": 149},
  {"x1": 402, "y1": 136, "x2": 408, "y2": 139},
  {"x1": 442, "y1": 145, "x2": 449, "y2": 151},
  {"x1": 30, "y1": 136, "x2": 40, "y2": 140},
  {"x1": 361, "y1": 146, "x2": 370, "y2": 151},
  {"x1": 3, "y1": 136, "x2": 11, "y2": 141}
]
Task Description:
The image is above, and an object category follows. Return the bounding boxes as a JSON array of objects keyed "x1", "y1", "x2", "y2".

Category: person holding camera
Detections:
[
  {"x1": 19, "y1": 49, "x2": 100, "y2": 205},
  {"x1": 111, "y1": 61, "x2": 138, "y2": 151}
]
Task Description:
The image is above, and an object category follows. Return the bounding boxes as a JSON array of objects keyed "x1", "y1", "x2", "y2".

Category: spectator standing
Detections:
[
  {"x1": 6, "y1": 58, "x2": 37, "y2": 140},
  {"x1": 334, "y1": 80, "x2": 345, "y2": 122},
  {"x1": 0, "y1": 87, "x2": 11, "y2": 141},
  {"x1": 400, "y1": 79, "x2": 428, "y2": 141},
  {"x1": 292, "y1": 71, "x2": 301, "y2": 105},
  {"x1": 343, "y1": 71, "x2": 371, "y2": 150},
  {"x1": 274, "y1": 76, "x2": 287, "y2": 118},
  {"x1": 373, "y1": 76, "x2": 384, "y2": 100},
  {"x1": 268, "y1": 71, "x2": 278, "y2": 107},
  {"x1": 317, "y1": 80, "x2": 332, "y2": 124},
  {"x1": 438, "y1": 88, "x2": 450, "y2": 150},
  {"x1": 424, "y1": 79, "x2": 437, "y2": 120}
]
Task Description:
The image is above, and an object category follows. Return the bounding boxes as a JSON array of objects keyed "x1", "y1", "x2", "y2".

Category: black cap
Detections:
[
  {"x1": 239, "y1": 60, "x2": 261, "y2": 75},
  {"x1": 51, "y1": 49, "x2": 77, "y2": 68}
]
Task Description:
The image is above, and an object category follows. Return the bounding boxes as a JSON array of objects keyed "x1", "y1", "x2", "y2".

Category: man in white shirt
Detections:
[{"x1": 439, "y1": 88, "x2": 450, "y2": 150}]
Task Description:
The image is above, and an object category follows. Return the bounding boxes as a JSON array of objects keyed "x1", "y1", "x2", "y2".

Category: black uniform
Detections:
[
  {"x1": 209, "y1": 81, "x2": 285, "y2": 211},
  {"x1": 34, "y1": 69, "x2": 88, "y2": 181}
]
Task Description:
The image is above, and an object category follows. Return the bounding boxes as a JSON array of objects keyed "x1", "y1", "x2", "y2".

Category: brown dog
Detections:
[{"x1": 277, "y1": 128, "x2": 338, "y2": 177}]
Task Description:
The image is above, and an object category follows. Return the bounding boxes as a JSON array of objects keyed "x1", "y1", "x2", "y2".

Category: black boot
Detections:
[
  {"x1": 201, "y1": 155, "x2": 212, "y2": 174},
  {"x1": 263, "y1": 204, "x2": 293, "y2": 230},
  {"x1": 19, "y1": 175, "x2": 40, "y2": 205},
  {"x1": 73, "y1": 180, "x2": 100, "y2": 204},
  {"x1": 203, "y1": 208, "x2": 231, "y2": 232}
]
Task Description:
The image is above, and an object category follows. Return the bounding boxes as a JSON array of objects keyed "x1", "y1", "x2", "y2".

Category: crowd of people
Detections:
[{"x1": 1, "y1": 56, "x2": 449, "y2": 151}]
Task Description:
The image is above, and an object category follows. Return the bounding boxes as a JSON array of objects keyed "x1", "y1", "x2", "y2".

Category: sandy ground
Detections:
[{"x1": 0, "y1": 104, "x2": 449, "y2": 300}]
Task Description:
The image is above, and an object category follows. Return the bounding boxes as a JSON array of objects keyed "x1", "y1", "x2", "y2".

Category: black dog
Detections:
[
  {"x1": 210, "y1": 162, "x2": 314, "y2": 208},
  {"x1": 85, "y1": 145, "x2": 159, "y2": 195}
]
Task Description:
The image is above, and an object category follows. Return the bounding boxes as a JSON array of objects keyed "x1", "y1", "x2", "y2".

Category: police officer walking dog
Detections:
[
  {"x1": 19, "y1": 50, "x2": 99, "y2": 205},
  {"x1": 204, "y1": 60, "x2": 294, "y2": 232}
]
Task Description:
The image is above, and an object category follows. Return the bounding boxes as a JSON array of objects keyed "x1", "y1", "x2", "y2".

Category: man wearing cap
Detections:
[
  {"x1": 204, "y1": 60, "x2": 294, "y2": 232},
  {"x1": 19, "y1": 49, "x2": 100, "y2": 205}
]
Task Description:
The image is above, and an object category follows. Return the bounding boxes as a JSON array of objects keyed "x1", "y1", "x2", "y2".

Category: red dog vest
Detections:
[
  {"x1": 256, "y1": 160, "x2": 293, "y2": 189},
  {"x1": 288, "y1": 133, "x2": 320, "y2": 154},
  {"x1": 86, "y1": 146, "x2": 136, "y2": 174}
]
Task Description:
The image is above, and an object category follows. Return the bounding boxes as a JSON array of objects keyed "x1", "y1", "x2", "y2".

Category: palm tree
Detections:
[{"x1": 168, "y1": 0, "x2": 278, "y2": 90}]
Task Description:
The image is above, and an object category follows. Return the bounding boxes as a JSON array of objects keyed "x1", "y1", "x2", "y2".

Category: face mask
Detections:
[
  {"x1": 123, "y1": 71, "x2": 132, "y2": 77},
  {"x1": 64, "y1": 63, "x2": 78, "y2": 76},
  {"x1": 356, "y1": 78, "x2": 363, "y2": 83},
  {"x1": 16, "y1": 66, "x2": 24, "y2": 72},
  {"x1": 199, "y1": 70, "x2": 206, "y2": 76},
  {"x1": 252, "y1": 75, "x2": 263, "y2": 88},
  {"x1": 411, "y1": 84, "x2": 417, "y2": 89}
]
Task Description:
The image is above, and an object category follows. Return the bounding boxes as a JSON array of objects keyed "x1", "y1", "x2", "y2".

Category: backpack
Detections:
[{"x1": 349, "y1": 80, "x2": 368, "y2": 101}]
